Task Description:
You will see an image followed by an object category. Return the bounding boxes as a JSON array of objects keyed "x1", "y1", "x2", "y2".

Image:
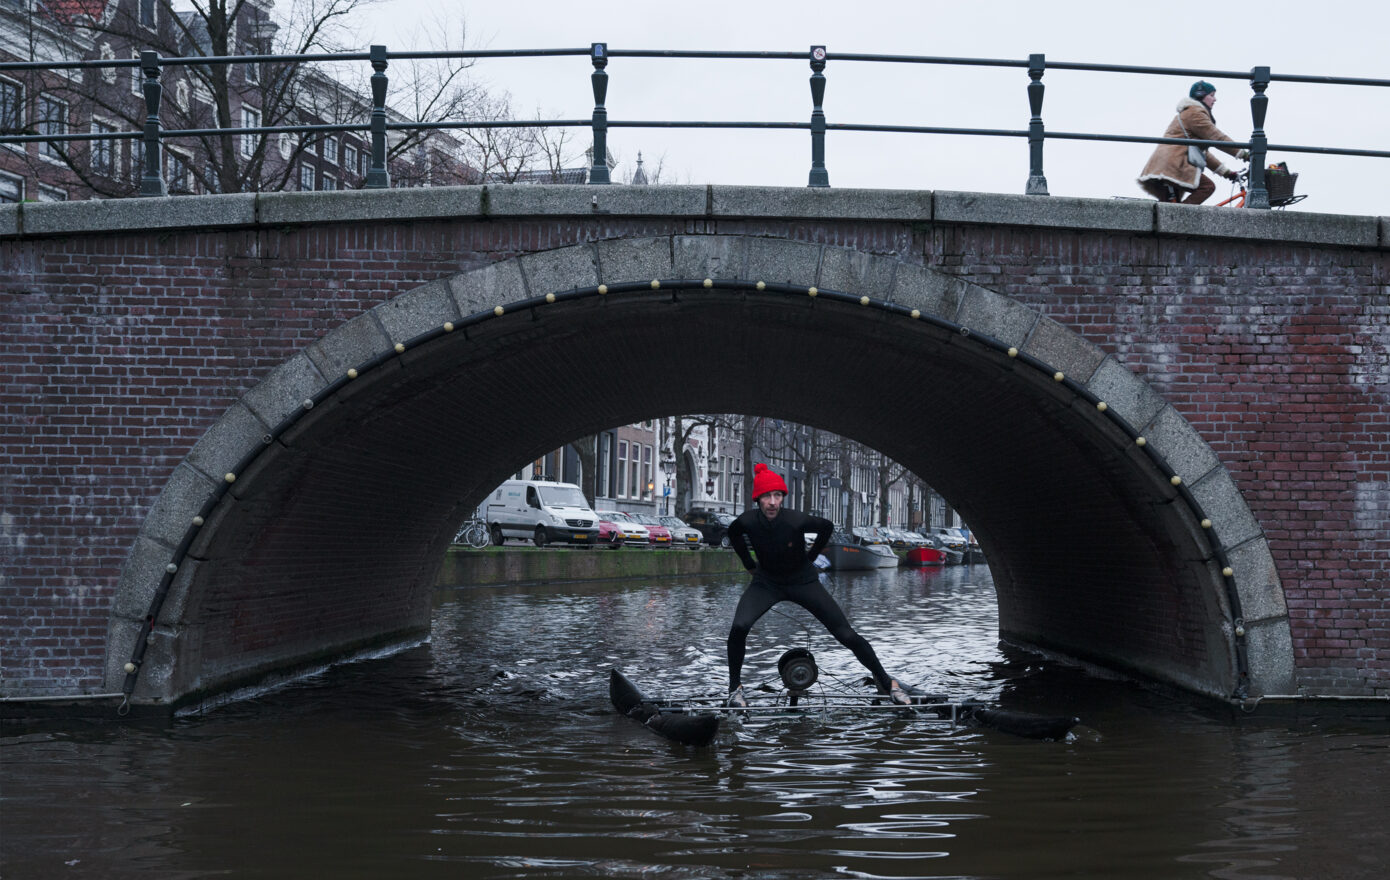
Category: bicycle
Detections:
[
  {"x1": 1214, "y1": 162, "x2": 1307, "y2": 209},
  {"x1": 453, "y1": 517, "x2": 491, "y2": 549}
]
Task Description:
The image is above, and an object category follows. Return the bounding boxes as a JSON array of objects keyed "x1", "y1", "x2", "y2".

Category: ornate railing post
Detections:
[
  {"x1": 1246, "y1": 66, "x2": 1271, "y2": 209},
  {"x1": 1025, "y1": 53, "x2": 1048, "y2": 195},
  {"x1": 588, "y1": 43, "x2": 611, "y2": 184},
  {"x1": 138, "y1": 50, "x2": 167, "y2": 197},
  {"x1": 807, "y1": 45, "x2": 829, "y2": 187},
  {"x1": 366, "y1": 44, "x2": 390, "y2": 189}
]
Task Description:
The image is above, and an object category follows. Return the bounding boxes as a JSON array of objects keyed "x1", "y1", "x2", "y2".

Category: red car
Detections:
[{"x1": 629, "y1": 513, "x2": 673, "y2": 548}]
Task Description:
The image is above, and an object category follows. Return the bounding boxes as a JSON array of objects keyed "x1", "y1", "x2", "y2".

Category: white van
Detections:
[{"x1": 485, "y1": 479, "x2": 599, "y2": 547}]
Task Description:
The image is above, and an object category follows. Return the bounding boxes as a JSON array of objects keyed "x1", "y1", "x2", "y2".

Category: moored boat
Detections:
[
  {"x1": 905, "y1": 545, "x2": 947, "y2": 566},
  {"x1": 814, "y1": 530, "x2": 879, "y2": 571},
  {"x1": 864, "y1": 543, "x2": 901, "y2": 568}
]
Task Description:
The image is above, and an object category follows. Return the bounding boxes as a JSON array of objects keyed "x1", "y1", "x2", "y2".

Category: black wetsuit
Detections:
[{"x1": 726, "y1": 507, "x2": 892, "y2": 692}]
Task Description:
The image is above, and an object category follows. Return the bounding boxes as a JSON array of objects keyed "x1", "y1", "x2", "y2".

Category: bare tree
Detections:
[{"x1": 11, "y1": 0, "x2": 487, "y2": 196}]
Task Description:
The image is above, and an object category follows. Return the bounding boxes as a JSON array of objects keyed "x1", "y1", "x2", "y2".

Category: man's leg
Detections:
[
  {"x1": 727, "y1": 578, "x2": 782, "y2": 691},
  {"x1": 789, "y1": 580, "x2": 893, "y2": 693}
]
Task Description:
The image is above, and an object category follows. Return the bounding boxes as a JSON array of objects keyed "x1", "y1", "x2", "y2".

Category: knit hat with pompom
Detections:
[{"x1": 751, "y1": 463, "x2": 788, "y2": 500}]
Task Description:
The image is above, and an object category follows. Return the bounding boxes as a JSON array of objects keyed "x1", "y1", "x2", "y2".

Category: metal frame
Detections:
[{"x1": 3, "y1": 46, "x2": 1386, "y2": 204}]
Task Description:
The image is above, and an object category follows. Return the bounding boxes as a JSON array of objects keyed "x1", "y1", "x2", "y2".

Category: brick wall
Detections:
[{"x1": 2, "y1": 188, "x2": 1386, "y2": 701}]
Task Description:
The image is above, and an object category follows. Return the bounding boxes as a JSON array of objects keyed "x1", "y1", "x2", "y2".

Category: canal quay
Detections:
[{"x1": 4, "y1": 562, "x2": 1386, "y2": 879}]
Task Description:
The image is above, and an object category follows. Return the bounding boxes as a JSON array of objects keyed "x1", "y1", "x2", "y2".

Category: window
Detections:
[
  {"x1": 298, "y1": 163, "x2": 314, "y2": 191},
  {"x1": 38, "y1": 184, "x2": 67, "y2": 201},
  {"x1": 99, "y1": 44, "x2": 117, "y2": 84},
  {"x1": 38, "y1": 96, "x2": 67, "y2": 160},
  {"x1": 324, "y1": 136, "x2": 338, "y2": 165},
  {"x1": 629, "y1": 445, "x2": 641, "y2": 499},
  {"x1": 240, "y1": 107, "x2": 260, "y2": 158},
  {"x1": 616, "y1": 441, "x2": 628, "y2": 499},
  {"x1": 174, "y1": 80, "x2": 189, "y2": 112},
  {"x1": 643, "y1": 445, "x2": 653, "y2": 500},
  {"x1": 0, "y1": 78, "x2": 20, "y2": 136},
  {"x1": 131, "y1": 53, "x2": 142, "y2": 96},
  {"x1": 343, "y1": 142, "x2": 358, "y2": 177},
  {"x1": 139, "y1": 0, "x2": 156, "y2": 28},
  {"x1": 0, "y1": 171, "x2": 22, "y2": 203},
  {"x1": 166, "y1": 149, "x2": 191, "y2": 193},
  {"x1": 243, "y1": 49, "x2": 259, "y2": 85},
  {"x1": 321, "y1": 173, "x2": 337, "y2": 190},
  {"x1": 277, "y1": 132, "x2": 293, "y2": 160},
  {"x1": 90, "y1": 119, "x2": 117, "y2": 176},
  {"x1": 598, "y1": 434, "x2": 612, "y2": 498}
]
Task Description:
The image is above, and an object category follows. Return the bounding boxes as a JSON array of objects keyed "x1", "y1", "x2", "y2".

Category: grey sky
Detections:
[{"x1": 360, "y1": 0, "x2": 1388, "y2": 216}]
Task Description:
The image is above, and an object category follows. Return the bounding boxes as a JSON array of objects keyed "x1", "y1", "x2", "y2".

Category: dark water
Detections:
[{"x1": 3, "y1": 565, "x2": 1387, "y2": 879}]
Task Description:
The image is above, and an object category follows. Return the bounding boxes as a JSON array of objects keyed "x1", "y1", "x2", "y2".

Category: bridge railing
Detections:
[{"x1": 2, "y1": 45, "x2": 1387, "y2": 209}]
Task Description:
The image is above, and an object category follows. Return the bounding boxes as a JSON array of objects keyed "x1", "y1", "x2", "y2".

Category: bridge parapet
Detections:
[{"x1": 2, "y1": 185, "x2": 1386, "y2": 249}]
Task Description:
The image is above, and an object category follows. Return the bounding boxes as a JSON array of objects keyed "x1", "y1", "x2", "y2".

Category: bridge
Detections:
[{"x1": 2, "y1": 185, "x2": 1387, "y2": 713}]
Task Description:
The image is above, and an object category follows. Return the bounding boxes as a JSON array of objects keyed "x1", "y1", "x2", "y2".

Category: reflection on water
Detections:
[{"x1": 3, "y1": 565, "x2": 1387, "y2": 879}]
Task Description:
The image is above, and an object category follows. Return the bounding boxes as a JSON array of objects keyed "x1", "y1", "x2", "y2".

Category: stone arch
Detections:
[{"x1": 107, "y1": 234, "x2": 1294, "y2": 706}]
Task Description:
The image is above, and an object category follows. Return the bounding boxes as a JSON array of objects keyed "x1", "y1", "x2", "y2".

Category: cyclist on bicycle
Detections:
[{"x1": 1137, "y1": 81, "x2": 1249, "y2": 205}]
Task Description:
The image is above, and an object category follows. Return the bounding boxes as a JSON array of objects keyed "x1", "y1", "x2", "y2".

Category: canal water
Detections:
[{"x1": 3, "y1": 565, "x2": 1386, "y2": 879}]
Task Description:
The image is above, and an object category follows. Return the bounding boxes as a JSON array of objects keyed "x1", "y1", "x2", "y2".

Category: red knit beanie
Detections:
[{"x1": 751, "y1": 463, "x2": 788, "y2": 500}]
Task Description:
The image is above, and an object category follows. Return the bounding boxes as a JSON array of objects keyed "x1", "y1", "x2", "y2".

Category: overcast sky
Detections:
[{"x1": 357, "y1": 0, "x2": 1388, "y2": 216}]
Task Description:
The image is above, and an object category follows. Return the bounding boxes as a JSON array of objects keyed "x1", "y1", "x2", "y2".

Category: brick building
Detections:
[{"x1": 0, "y1": 0, "x2": 469, "y2": 202}]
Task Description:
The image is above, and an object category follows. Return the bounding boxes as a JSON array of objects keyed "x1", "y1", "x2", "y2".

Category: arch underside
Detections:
[{"x1": 111, "y1": 237, "x2": 1293, "y2": 706}]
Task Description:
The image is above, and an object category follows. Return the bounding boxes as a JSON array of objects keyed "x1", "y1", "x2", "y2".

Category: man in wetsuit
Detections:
[{"x1": 724, "y1": 463, "x2": 910, "y2": 708}]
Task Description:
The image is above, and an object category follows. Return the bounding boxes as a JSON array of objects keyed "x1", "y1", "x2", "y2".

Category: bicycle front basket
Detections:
[{"x1": 1265, "y1": 170, "x2": 1298, "y2": 206}]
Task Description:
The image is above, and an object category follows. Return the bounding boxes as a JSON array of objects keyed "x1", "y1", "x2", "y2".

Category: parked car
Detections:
[
  {"x1": 877, "y1": 527, "x2": 913, "y2": 549},
  {"x1": 850, "y1": 526, "x2": 888, "y2": 545},
  {"x1": 932, "y1": 527, "x2": 970, "y2": 554},
  {"x1": 596, "y1": 510, "x2": 650, "y2": 547},
  {"x1": 658, "y1": 515, "x2": 704, "y2": 549},
  {"x1": 627, "y1": 513, "x2": 673, "y2": 548},
  {"x1": 902, "y1": 530, "x2": 932, "y2": 547},
  {"x1": 595, "y1": 516, "x2": 627, "y2": 548},
  {"x1": 682, "y1": 508, "x2": 736, "y2": 548}
]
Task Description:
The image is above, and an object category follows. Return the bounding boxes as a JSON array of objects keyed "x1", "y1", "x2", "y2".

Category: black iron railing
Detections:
[{"x1": 2, "y1": 45, "x2": 1387, "y2": 208}]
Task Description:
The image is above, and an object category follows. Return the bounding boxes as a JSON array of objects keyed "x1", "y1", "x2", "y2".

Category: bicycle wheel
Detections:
[{"x1": 466, "y1": 521, "x2": 490, "y2": 549}]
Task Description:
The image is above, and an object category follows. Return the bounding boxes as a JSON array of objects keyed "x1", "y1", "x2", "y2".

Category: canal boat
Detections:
[
  {"x1": 864, "y1": 543, "x2": 901, "y2": 568},
  {"x1": 905, "y1": 545, "x2": 948, "y2": 566},
  {"x1": 815, "y1": 531, "x2": 880, "y2": 571}
]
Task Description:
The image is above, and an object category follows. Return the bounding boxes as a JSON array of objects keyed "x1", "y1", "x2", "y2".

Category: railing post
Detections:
[
  {"x1": 588, "y1": 43, "x2": 611, "y2": 185},
  {"x1": 366, "y1": 44, "x2": 390, "y2": 189},
  {"x1": 1025, "y1": 53, "x2": 1048, "y2": 196},
  {"x1": 807, "y1": 45, "x2": 829, "y2": 188},
  {"x1": 1246, "y1": 66, "x2": 1271, "y2": 210},
  {"x1": 138, "y1": 50, "x2": 167, "y2": 197}
]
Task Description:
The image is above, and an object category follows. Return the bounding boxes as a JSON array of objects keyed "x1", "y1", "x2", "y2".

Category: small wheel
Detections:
[
  {"x1": 534, "y1": 526, "x2": 548, "y2": 547},
  {"x1": 720, "y1": 534, "x2": 731, "y2": 549},
  {"x1": 490, "y1": 524, "x2": 505, "y2": 546}
]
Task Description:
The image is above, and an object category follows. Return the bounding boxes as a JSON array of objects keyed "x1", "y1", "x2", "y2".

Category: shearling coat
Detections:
[{"x1": 1137, "y1": 97, "x2": 1242, "y2": 191}]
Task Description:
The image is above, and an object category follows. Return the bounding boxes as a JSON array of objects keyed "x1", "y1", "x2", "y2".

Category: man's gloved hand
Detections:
[
  {"x1": 1222, "y1": 167, "x2": 1241, "y2": 181},
  {"x1": 1236, "y1": 148, "x2": 1251, "y2": 160}
]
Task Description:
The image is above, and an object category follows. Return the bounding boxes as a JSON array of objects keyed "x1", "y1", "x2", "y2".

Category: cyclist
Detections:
[{"x1": 1137, "y1": 80, "x2": 1249, "y2": 205}]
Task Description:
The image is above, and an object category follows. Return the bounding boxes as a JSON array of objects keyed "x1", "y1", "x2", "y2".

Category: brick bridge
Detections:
[{"x1": 3, "y1": 186, "x2": 1387, "y2": 713}]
